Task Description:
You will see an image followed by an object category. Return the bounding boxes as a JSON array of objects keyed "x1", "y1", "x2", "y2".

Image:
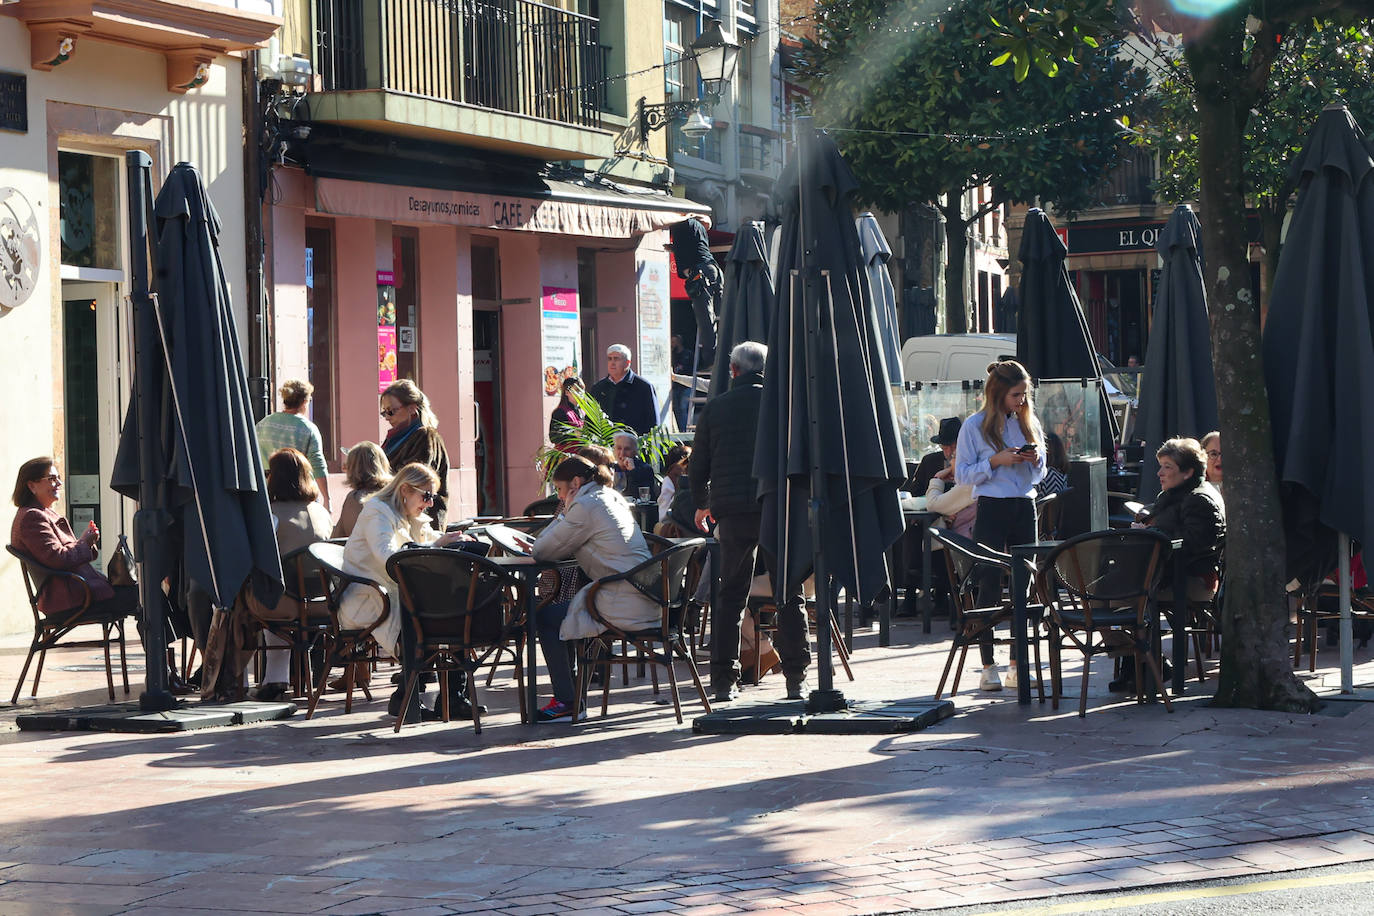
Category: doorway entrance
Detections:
[{"x1": 472, "y1": 239, "x2": 505, "y2": 515}]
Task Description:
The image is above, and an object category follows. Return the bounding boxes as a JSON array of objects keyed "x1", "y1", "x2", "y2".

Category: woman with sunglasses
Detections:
[
  {"x1": 339, "y1": 462, "x2": 467, "y2": 719},
  {"x1": 379, "y1": 380, "x2": 450, "y2": 530}
]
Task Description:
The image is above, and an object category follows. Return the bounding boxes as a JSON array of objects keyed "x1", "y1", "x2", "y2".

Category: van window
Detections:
[{"x1": 947, "y1": 350, "x2": 991, "y2": 380}]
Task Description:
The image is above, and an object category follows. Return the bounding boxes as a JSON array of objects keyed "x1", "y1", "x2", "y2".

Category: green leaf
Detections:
[{"x1": 991, "y1": 51, "x2": 1012, "y2": 66}]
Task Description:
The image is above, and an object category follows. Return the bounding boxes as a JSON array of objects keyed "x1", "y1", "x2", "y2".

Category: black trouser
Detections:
[
  {"x1": 972, "y1": 496, "x2": 1036, "y2": 666},
  {"x1": 685, "y1": 261, "x2": 722, "y2": 354},
  {"x1": 710, "y1": 513, "x2": 810, "y2": 689}
]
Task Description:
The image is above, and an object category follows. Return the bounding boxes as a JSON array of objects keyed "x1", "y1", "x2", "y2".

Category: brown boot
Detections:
[{"x1": 329, "y1": 661, "x2": 371, "y2": 692}]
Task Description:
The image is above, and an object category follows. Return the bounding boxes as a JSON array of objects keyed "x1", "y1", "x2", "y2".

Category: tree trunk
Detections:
[
  {"x1": 1257, "y1": 200, "x2": 1285, "y2": 325},
  {"x1": 939, "y1": 198, "x2": 970, "y2": 333},
  {"x1": 1185, "y1": 24, "x2": 1318, "y2": 713}
]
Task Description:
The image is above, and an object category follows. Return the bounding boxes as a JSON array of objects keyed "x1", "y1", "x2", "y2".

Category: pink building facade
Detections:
[{"x1": 266, "y1": 167, "x2": 704, "y2": 518}]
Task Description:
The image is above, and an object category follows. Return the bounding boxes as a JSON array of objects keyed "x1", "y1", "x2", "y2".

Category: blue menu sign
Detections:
[{"x1": 0, "y1": 72, "x2": 26, "y2": 133}]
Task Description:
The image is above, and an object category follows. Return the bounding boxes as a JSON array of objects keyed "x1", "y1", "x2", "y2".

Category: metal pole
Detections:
[
  {"x1": 126, "y1": 150, "x2": 176, "y2": 712},
  {"x1": 1339, "y1": 532, "x2": 1353, "y2": 695}
]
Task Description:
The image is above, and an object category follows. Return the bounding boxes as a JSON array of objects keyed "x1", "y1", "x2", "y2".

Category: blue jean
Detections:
[{"x1": 536, "y1": 600, "x2": 576, "y2": 704}]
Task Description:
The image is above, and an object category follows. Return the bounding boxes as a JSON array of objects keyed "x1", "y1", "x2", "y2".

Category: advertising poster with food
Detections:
[
  {"x1": 635, "y1": 256, "x2": 672, "y2": 425},
  {"x1": 540, "y1": 286, "x2": 580, "y2": 395},
  {"x1": 378, "y1": 326, "x2": 397, "y2": 392}
]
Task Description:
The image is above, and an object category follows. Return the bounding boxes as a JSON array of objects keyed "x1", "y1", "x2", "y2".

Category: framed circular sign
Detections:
[{"x1": 0, "y1": 186, "x2": 41, "y2": 309}]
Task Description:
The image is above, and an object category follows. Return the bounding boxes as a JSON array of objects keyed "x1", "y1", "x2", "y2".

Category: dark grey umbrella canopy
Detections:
[
  {"x1": 708, "y1": 221, "x2": 773, "y2": 398},
  {"x1": 112, "y1": 162, "x2": 282, "y2": 610},
  {"x1": 1016, "y1": 208, "x2": 1119, "y2": 457},
  {"x1": 1264, "y1": 105, "x2": 1374, "y2": 551},
  {"x1": 754, "y1": 128, "x2": 906, "y2": 604},
  {"x1": 857, "y1": 213, "x2": 904, "y2": 384},
  {"x1": 1135, "y1": 204, "x2": 1218, "y2": 501}
]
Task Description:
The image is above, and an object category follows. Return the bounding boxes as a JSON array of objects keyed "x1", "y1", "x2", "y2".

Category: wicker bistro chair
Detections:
[
  {"x1": 6, "y1": 545, "x2": 135, "y2": 703},
  {"x1": 928, "y1": 529, "x2": 1045, "y2": 701},
  {"x1": 576, "y1": 538, "x2": 712, "y2": 724},
  {"x1": 386, "y1": 549, "x2": 527, "y2": 734},
  {"x1": 304, "y1": 542, "x2": 387, "y2": 718},
  {"x1": 242, "y1": 541, "x2": 334, "y2": 698},
  {"x1": 1038, "y1": 529, "x2": 1173, "y2": 718}
]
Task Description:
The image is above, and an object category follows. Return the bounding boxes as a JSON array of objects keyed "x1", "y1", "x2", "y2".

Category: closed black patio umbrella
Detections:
[
  {"x1": 1135, "y1": 204, "x2": 1218, "y2": 501},
  {"x1": 1263, "y1": 104, "x2": 1374, "y2": 692},
  {"x1": 112, "y1": 157, "x2": 282, "y2": 708},
  {"x1": 708, "y1": 221, "x2": 773, "y2": 398},
  {"x1": 1016, "y1": 208, "x2": 1118, "y2": 457},
  {"x1": 755, "y1": 122, "x2": 907, "y2": 709},
  {"x1": 857, "y1": 213, "x2": 904, "y2": 384}
]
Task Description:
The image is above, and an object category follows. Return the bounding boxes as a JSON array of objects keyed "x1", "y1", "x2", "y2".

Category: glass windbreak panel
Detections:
[
  {"x1": 1036, "y1": 379, "x2": 1102, "y2": 460},
  {"x1": 905, "y1": 380, "x2": 984, "y2": 466},
  {"x1": 59, "y1": 152, "x2": 121, "y2": 269},
  {"x1": 890, "y1": 385, "x2": 915, "y2": 461}
]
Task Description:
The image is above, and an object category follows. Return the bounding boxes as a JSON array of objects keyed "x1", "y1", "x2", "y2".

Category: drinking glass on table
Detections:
[{"x1": 638, "y1": 487, "x2": 651, "y2": 502}]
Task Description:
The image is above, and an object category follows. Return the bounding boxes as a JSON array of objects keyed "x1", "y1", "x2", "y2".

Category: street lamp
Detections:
[{"x1": 631, "y1": 18, "x2": 740, "y2": 148}]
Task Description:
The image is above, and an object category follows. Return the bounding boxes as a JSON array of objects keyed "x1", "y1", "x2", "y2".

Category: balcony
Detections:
[
  {"x1": 311, "y1": 0, "x2": 613, "y2": 161},
  {"x1": 1089, "y1": 149, "x2": 1157, "y2": 210}
]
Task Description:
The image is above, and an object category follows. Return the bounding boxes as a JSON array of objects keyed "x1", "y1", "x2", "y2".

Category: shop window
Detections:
[
  {"x1": 305, "y1": 225, "x2": 337, "y2": 468},
  {"x1": 58, "y1": 152, "x2": 121, "y2": 270},
  {"x1": 393, "y1": 233, "x2": 420, "y2": 384}
]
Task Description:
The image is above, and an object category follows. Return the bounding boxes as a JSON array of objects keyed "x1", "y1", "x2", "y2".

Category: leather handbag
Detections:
[{"x1": 106, "y1": 534, "x2": 138, "y2": 587}]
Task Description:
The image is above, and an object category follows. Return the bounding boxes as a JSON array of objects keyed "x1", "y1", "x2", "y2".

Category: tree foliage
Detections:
[
  {"x1": 988, "y1": 0, "x2": 1374, "y2": 713},
  {"x1": 794, "y1": 0, "x2": 1149, "y2": 329}
]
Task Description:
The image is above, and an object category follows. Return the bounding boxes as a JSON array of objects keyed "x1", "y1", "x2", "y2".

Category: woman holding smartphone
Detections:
[{"x1": 955, "y1": 360, "x2": 1047, "y2": 692}]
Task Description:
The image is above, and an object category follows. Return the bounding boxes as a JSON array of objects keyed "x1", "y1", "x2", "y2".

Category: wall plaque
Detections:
[{"x1": 0, "y1": 72, "x2": 27, "y2": 134}]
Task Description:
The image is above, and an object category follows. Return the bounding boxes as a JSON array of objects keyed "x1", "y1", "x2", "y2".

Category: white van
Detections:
[{"x1": 900, "y1": 333, "x2": 1018, "y2": 382}]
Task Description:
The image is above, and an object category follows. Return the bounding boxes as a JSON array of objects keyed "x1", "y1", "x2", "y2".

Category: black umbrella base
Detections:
[
  {"x1": 693, "y1": 697, "x2": 953, "y2": 735},
  {"x1": 15, "y1": 700, "x2": 297, "y2": 733}
]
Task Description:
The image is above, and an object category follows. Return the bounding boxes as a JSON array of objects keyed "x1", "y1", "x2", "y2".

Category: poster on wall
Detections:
[
  {"x1": 540, "y1": 286, "x2": 580, "y2": 395},
  {"x1": 635, "y1": 257, "x2": 672, "y2": 427},
  {"x1": 378, "y1": 326, "x2": 397, "y2": 393}
]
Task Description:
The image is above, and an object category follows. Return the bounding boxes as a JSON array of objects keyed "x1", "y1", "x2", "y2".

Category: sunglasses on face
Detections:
[
  {"x1": 380, "y1": 407, "x2": 407, "y2": 418},
  {"x1": 406, "y1": 485, "x2": 435, "y2": 503}
]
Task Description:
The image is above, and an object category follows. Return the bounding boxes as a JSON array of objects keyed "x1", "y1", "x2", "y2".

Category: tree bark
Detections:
[
  {"x1": 1185, "y1": 20, "x2": 1318, "y2": 712},
  {"x1": 939, "y1": 197, "x2": 970, "y2": 333}
]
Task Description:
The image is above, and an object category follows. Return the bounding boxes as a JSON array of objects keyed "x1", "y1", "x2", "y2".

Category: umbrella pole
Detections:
[
  {"x1": 126, "y1": 151, "x2": 177, "y2": 712},
  {"x1": 802, "y1": 270, "x2": 847, "y2": 713},
  {"x1": 1339, "y1": 532, "x2": 1354, "y2": 694}
]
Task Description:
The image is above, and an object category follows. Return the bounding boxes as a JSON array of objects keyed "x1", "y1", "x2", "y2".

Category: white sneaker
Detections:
[
  {"x1": 980, "y1": 665, "x2": 1003, "y2": 692},
  {"x1": 1004, "y1": 665, "x2": 1018, "y2": 689}
]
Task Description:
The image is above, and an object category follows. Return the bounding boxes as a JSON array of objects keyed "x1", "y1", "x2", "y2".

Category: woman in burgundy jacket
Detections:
[{"x1": 10, "y1": 456, "x2": 137, "y2": 619}]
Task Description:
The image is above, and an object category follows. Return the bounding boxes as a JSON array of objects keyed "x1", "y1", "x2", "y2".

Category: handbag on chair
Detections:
[{"x1": 106, "y1": 534, "x2": 138, "y2": 587}]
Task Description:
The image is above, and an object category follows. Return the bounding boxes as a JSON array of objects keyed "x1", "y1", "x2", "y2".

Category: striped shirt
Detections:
[
  {"x1": 955, "y1": 410, "x2": 1046, "y2": 499},
  {"x1": 255, "y1": 412, "x2": 328, "y2": 482}
]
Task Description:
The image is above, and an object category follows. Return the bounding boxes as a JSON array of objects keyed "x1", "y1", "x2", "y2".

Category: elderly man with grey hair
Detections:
[
  {"x1": 611, "y1": 430, "x2": 659, "y2": 500},
  {"x1": 590, "y1": 343, "x2": 659, "y2": 435},
  {"x1": 690, "y1": 341, "x2": 810, "y2": 701}
]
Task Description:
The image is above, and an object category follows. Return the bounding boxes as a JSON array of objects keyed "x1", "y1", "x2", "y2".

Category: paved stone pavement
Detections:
[{"x1": 1, "y1": 619, "x2": 1373, "y2": 915}]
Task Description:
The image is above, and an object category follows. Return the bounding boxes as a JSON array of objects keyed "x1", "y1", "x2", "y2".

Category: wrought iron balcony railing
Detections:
[{"x1": 315, "y1": 0, "x2": 606, "y2": 130}]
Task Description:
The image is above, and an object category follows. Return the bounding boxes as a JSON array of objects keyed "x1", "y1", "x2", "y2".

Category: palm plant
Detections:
[{"x1": 535, "y1": 388, "x2": 674, "y2": 487}]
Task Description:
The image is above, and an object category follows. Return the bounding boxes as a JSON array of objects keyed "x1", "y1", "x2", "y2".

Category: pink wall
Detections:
[
  {"x1": 594, "y1": 248, "x2": 639, "y2": 377},
  {"x1": 417, "y1": 224, "x2": 477, "y2": 519},
  {"x1": 269, "y1": 173, "x2": 310, "y2": 388},
  {"x1": 497, "y1": 234, "x2": 546, "y2": 509},
  {"x1": 333, "y1": 217, "x2": 383, "y2": 469}
]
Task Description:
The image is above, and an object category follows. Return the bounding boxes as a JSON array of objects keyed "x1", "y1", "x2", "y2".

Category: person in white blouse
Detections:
[
  {"x1": 339, "y1": 462, "x2": 467, "y2": 719},
  {"x1": 955, "y1": 360, "x2": 1047, "y2": 692}
]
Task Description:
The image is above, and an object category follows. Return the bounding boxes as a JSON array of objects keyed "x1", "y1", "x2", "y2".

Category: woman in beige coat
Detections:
[{"x1": 531, "y1": 455, "x2": 657, "y2": 721}]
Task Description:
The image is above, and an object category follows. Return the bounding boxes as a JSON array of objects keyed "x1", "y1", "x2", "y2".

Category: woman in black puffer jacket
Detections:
[{"x1": 1136, "y1": 437, "x2": 1226, "y2": 602}]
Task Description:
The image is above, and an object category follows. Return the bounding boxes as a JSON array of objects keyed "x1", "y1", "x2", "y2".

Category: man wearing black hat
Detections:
[
  {"x1": 898, "y1": 416, "x2": 963, "y2": 617},
  {"x1": 906, "y1": 416, "x2": 963, "y2": 495}
]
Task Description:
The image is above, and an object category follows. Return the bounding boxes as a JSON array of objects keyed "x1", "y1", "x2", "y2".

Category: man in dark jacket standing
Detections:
[
  {"x1": 590, "y1": 344, "x2": 659, "y2": 435},
  {"x1": 691, "y1": 341, "x2": 810, "y2": 701}
]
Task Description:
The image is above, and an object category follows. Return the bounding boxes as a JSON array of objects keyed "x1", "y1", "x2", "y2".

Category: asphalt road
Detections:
[{"x1": 909, "y1": 862, "x2": 1374, "y2": 916}]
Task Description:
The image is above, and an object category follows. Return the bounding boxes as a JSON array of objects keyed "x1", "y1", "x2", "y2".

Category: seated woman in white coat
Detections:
[
  {"x1": 339, "y1": 462, "x2": 467, "y2": 717},
  {"x1": 530, "y1": 455, "x2": 659, "y2": 722}
]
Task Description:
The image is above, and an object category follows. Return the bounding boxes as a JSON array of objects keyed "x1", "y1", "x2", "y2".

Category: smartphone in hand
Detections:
[{"x1": 1016, "y1": 444, "x2": 1035, "y2": 454}]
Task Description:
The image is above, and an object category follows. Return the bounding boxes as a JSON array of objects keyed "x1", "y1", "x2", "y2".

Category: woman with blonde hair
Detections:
[
  {"x1": 955, "y1": 360, "x2": 1046, "y2": 692},
  {"x1": 379, "y1": 380, "x2": 450, "y2": 530},
  {"x1": 332, "y1": 442, "x2": 391, "y2": 539},
  {"x1": 340, "y1": 461, "x2": 467, "y2": 717}
]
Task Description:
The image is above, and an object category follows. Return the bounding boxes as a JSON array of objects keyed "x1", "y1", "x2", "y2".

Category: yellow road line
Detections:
[{"x1": 964, "y1": 866, "x2": 1374, "y2": 915}]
